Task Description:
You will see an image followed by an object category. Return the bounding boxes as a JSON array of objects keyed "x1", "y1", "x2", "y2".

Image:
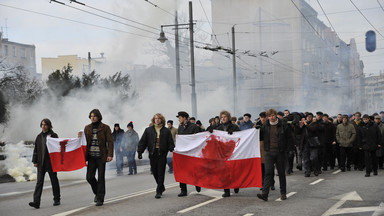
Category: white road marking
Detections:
[
  {"x1": 332, "y1": 170, "x2": 341, "y2": 175},
  {"x1": 275, "y1": 192, "x2": 297, "y2": 201},
  {"x1": 177, "y1": 189, "x2": 225, "y2": 214},
  {"x1": 310, "y1": 179, "x2": 324, "y2": 185},
  {"x1": 243, "y1": 214, "x2": 254, "y2": 216},
  {"x1": 52, "y1": 182, "x2": 179, "y2": 216},
  {"x1": 177, "y1": 197, "x2": 223, "y2": 213},
  {"x1": 322, "y1": 191, "x2": 363, "y2": 216}
]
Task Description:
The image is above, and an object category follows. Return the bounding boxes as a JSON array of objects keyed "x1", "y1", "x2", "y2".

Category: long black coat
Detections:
[
  {"x1": 358, "y1": 121, "x2": 381, "y2": 151},
  {"x1": 138, "y1": 125, "x2": 175, "y2": 158},
  {"x1": 32, "y1": 130, "x2": 58, "y2": 172}
]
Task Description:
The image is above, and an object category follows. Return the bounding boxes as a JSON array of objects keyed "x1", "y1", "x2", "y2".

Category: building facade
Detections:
[
  {"x1": 0, "y1": 32, "x2": 37, "y2": 77},
  {"x1": 41, "y1": 53, "x2": 106, "y2": 80},
  {"x1": 210, "y1": 0, "x2": 364, "y2": 114}
]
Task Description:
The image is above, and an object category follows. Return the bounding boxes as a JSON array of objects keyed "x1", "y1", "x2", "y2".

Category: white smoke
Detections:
[{"x1": 4, "y1": 141, "x2": 36, "y2": 182}]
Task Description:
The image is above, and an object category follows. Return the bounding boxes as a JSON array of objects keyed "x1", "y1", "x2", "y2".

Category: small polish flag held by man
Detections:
[
  {"x1": 46, "y1": 131, "x2": 87, "y2": 172},
  {"x1": 173, "y1": 128, "x2": 262, "y2": 189}
]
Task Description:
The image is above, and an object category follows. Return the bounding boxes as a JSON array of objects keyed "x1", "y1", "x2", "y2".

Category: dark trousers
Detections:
[
  {"x1": 296, "y1": 146, "x2": 303, "y2": 168},
  {"x1": 33, "y1": 168, "x2": 60, "y2": 204},
  {"x1": 262, "y1": 151, "x2": 286, "y2": 196},
  {"x1": 303, "y1": 145, "x2": 319, "y2": 174},
  {"x1": 365, "y1": 150, "x2": 378, "y2": 173},
  {"x1": 352, "y1": 148, "x2": 364, "y2": 169},
  {"x1": 330, "y1": 144, "x2": 340, "y2": 168},
  {"x1": 287, "y1": 150, "x2": 295, "y2": 171},
  {"x1": 261, "y1": 163, "x2": 275, "y2": 188},
  {"x1": 86, "y1": 157, "x2": 106, "y2": 202},
  {"x1": 340, "y1": 147, "x2": 352, "y2": 169},
  {"x1": 150, "y1": 149, "x2": 167, "y2": 194},
  {"x1": 322, "y1": 144, "x2": 333, "y2": 169}
]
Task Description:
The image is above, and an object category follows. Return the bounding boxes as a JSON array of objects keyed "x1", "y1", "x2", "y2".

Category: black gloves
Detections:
[
  {"x1": 208, "y1": 128, "x2": 214, "y2": 133},
  {"x1": 138, "y1": 153, "x2": 142, "y2": 159},
  {"x1": 227, "y1": 129, "x2": 234, "y2": 135}
]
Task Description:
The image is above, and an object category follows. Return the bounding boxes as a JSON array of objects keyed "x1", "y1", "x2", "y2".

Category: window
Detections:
[
  {"x1": 21, "y1": 48, "x2": 26, "y2": 58},
  {"x1": 13, "y1": 46, "x2": 16, "y2": 57},
  {"x1": 4, "y1": 45, "x2": 8, "y2": 56}
]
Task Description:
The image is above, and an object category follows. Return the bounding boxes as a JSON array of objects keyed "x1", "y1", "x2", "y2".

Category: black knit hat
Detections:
[{"x1": 127, "y1": 121, "x2": 133, "y2": 128}]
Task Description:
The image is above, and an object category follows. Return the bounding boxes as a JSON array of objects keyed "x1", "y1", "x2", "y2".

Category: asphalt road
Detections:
[{"x1": 0, "y1": 165, "x2": 383, "y2": 216}]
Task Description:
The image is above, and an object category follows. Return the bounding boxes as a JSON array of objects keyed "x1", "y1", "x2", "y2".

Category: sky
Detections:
[{"x1": 0, "y1": 0, "x2": 383, "y2": 76}]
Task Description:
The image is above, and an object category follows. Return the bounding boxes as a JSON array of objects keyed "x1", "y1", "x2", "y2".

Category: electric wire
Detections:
[
  {"x1": 50, "y1": 0, "x2": 159, "y2": 36},
  {"x1": 198, "y1": 0, "x2": 221, "y2": 46},
  {"x1": 316, "y1": 0, "x2": 338, "y2": 37},
  {"x1": 0, "y1": 3, "x2": 154, "y2": 39},
  {"x1": 378, "y1": 0, "x2": 384, "y2": 12},
  {"x1": 290, "y1": 0, "x2": 338, "y2": 56},
  {"x1": 350, "y1": 0, "x2": 384, "y2": 38},
  {"x1": 143, "y1": 0, "x2": 174, "y2": 17},
  {"x1": 70, "y1": 0, "x2": 160, "y2": 31}
]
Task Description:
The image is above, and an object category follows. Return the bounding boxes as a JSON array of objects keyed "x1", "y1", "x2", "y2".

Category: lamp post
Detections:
[{"x1": 158, "y1": 1, "x2": 197, "y2": 118}]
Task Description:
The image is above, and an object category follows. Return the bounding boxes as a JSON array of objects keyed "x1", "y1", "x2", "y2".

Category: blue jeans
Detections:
[
  {"x1": 127, "y1": 151, "x2": 137, "y2": 174},
  {"x1": 167, "y1": 157, "x2": 173, "y2": 173},
  {"x1": 115, "y1": 151, "x2": 124, "y2": 174}
]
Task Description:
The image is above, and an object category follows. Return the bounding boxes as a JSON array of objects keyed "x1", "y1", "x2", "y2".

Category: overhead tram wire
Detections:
[
  {"x1": 50, "y1": 0, "x2": 158, "y2": 36},
  {"x1": 0, "y1": 3, "x2": 153, "y2": 39},
  {"x1": 379, "y1": 0, "x2": 384, "y2": 12},
  {"x1": 143, "y1": 0, "x2": 174, "y2": 17},
  {"x1": 198, "y1": 0, "x2": 221, "y2": 47},
  {"x1": 316, "y1": 0, "x2": 338, "y2": 37},
  {"x1": 350, "y1": 0, "x2": 384, "y2": 38},
  {"x1": 70, "y1": 0, "x2": 160, "y2": 31},
  {"x1": 290, "y1": 0, "x2": 338, "y2": 56}
]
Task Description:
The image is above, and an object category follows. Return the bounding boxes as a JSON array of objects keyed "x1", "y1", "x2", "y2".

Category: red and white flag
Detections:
[
  {"x1": 173, "y1": 128, "x2": 262, "y2": 189},
  {"x1": 46, "y1": 132, "x2": 87, "y2": 172}
]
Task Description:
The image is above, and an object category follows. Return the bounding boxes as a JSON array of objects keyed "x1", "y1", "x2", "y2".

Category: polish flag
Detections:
[
  {"x1": 46, "y1": 132, "x2": 87, "y2": 172},
  {"x1": 173, "y1": 128, "x2": 262, "y2": 189}
]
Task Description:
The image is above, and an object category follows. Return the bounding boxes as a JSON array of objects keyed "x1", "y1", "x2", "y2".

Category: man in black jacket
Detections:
[
  {"x1": 29, "y1": 118, "x2": 60, "y2": 209},
  {"x1": 359, "y1": 114, "x2": 381, "y2": 177},
  {"x1": 138, "y1": 113, "x2": 174, "y2": 199},
  {"x1": 257, "y1": 109, "x2": 293, "y2": 202},
  {"x1": 176, "y1": 111, "x2": 201, "y2": 197},
  {"x1": 216, "y1": 110, "x2": 240, "y2": 197}
]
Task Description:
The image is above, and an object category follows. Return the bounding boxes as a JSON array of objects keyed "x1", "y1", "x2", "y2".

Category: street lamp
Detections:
[{"x1": 158, "y1": 1, "x2": 197, "y2": 118}]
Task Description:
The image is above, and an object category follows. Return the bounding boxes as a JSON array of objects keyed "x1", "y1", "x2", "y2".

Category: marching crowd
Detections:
[{"x1": 28, "y1": 108, "x2": 384, "y2": 208}]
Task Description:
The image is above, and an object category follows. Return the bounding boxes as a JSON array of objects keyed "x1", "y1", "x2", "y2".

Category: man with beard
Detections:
[
  {"x1": 82, "y1": 109, "x2": 114, "y2": 206},
  {"x1": 138, "y1": 113, "x2": 174, "y2": 199},
  {"x1": 176, "y1": 111, "x2": 201, "y2": 197},
  {"x1": 257, "y1": 109, "x2": 292, "y2": 201},
  {"x1": 29, "y1": 119, "x2": 60, "y2": 209},
  {"x1": 216, "y1": 110, "x2": 240, "y2": 197}
]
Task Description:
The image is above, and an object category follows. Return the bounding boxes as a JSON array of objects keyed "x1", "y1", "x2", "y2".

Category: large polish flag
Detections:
[
  {"x1": 173, "y1": 128, "x2": 262, "y2": 189},
  {"x1": 46, "y1": 132, "x2": 87, "y2": 172}
]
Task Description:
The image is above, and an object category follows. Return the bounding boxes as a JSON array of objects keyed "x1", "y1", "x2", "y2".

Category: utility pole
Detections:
[
  {"x1": 88, "y1": 52, "x2": 91, "y2": 73},
  {"x1": 232, "y1": 25, "x2": 237, "y2": 116},
  {"x1": 189, "y1": 1, "x2": 197, "y2": 118},
  {"x1": 175, "y1": 11, "x2": 181, "y2": 100}
]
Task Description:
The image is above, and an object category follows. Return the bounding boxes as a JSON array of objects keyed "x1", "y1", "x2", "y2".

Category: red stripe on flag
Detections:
[
  {"x1": 173, "y1": 152, "x2": 262, "y2": 189},
  {"x1": 49, "y1": 146, "x2": 87, "y2": 172}
]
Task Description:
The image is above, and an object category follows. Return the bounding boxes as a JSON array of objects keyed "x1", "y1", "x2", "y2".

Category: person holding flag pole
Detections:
[{"x1": 29, "y1": 118, "x2": 61, "y2": 209}]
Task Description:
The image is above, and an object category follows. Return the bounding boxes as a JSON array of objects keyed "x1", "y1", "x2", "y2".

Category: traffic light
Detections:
[{"x1": 365, "y1": 30, "x2": 376, "y2": 52}]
